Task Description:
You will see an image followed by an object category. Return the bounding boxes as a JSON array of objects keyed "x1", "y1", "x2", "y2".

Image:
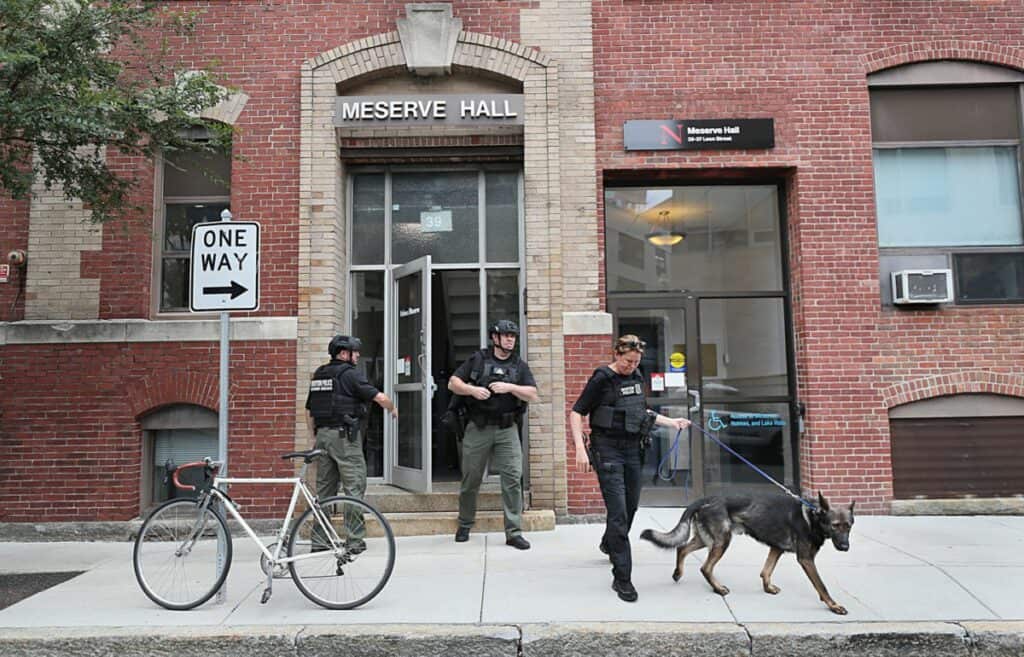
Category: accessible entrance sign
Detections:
[{"x1": 189, "y1": 222, "x2": 260, "y2": 312}]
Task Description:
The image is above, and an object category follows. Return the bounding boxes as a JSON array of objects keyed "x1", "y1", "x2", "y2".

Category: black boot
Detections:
[
  {"x1": 505, "y1": 535, "x2": 531, "y2": 550},
  {"x1": 612, "y1": 579, "x2": 638, "y2": 602}
]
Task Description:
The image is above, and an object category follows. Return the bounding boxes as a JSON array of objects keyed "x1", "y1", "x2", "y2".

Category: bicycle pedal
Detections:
[{"x1": 261, "y1": 588, "x2": 272, "y2": 604}]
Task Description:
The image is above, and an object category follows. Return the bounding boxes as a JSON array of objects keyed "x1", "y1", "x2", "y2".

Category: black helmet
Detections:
[
  {"x1": 328, "y1": 335, "x2": 363, "y2": 357},
  {"x1": 489, "y1": 319, "x2": 519, "y2": 337}
]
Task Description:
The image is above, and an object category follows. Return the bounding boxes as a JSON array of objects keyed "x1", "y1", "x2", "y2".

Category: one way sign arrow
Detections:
[
  {"x1": 190, "y1": 221, "x2": 260, "y2": 312},
  {"x1": 203, "y1": 281, "x2": 248, "y2": 299}
]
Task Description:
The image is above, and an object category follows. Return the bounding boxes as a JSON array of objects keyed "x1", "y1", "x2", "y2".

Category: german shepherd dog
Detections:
[{"x1": 640, "y1": 492, "x2": 855, "y2": 614}]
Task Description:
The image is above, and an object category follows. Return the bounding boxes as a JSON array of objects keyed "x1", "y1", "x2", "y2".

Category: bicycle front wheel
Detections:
[
  {"x1": 133, "y1": 498, "x2": 232, "y2": 610},
  {"x1": 287, "y1": 495, "x2": 395, "y2": 609}
]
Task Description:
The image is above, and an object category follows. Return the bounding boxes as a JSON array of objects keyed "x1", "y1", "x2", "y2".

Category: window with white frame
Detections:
[
  {"x1": 870, "y1": 61, "x2": 1024, "y2": 304},
  {"x1": 156, "y1": 125, "x2": 231, "y2": 313}
]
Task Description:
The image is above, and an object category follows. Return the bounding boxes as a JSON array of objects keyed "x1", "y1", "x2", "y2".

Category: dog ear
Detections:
[
  {"x1": 817, "y1": 491, "x2": 830, "y2": 511},
  {"x1": 849, "y1": 500, "x2": 855, "y2": 516}
]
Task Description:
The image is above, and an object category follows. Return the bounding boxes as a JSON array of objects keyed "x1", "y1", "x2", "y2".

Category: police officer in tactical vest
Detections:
[
  {"x1": 306, "y1": 335, "x2": 397, "y2": 550},
  {"x1": 448, "y1": 320, "x2": 539, "y2": 549},
  {"x1": 569, "y1": 334, "x2": 690, "y2": 602}
]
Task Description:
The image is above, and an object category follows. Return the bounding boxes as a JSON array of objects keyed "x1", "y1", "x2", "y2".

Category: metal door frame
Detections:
[
  {"x1": 611, "y1": 291, "x2": 801, "y2": 499},
  {"x1": 388, "y1": 255, "x2": 433, "y2": 492},
  {"x1": 346, "y1": 166, "x2": 527, "y2": 488}
]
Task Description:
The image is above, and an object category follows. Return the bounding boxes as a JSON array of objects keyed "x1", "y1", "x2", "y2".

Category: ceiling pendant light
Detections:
[
  {"x1": 645, "y1": 228, "x2": 686, "y2": 246},
  {"x1": 645, "y1": 209, "x2": 685, "y2": 246}
]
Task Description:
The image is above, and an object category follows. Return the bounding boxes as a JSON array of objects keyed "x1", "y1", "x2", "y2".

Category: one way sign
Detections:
[{"x1": 190, "y1": 221, "x2": 260, "y2": 312}]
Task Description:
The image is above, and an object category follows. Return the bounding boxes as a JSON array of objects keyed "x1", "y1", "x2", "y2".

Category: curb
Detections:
[
  {"x1": 1, "y1": 622, "x2": 1022, "y2": 657},
  {"x1": 0, "y1": 520, "x2": 281, "y2": 542},
  {"x1": 0, "y1": 522, "x2": 142, "y2": 542}
]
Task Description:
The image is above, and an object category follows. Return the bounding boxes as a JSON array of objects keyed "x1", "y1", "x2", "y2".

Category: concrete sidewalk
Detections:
[{"x1": 1, "y1": 509, "x2": 1023, "y2": 655}]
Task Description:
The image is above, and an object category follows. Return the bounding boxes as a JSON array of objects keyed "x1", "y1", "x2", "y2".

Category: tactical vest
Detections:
[
  {"x1": 307, "y1": 361, "x2": 366, "y2": 427},
  {"x1": 588, "y1": 366, "x2": 648, "y2": 435},
  {"x1": 466, "y1": 349, "x2": 526, "y2": 421}
]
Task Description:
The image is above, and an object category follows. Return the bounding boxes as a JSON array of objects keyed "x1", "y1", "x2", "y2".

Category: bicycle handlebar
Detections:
[{"x1": 171, "y1": 459, "x2": 221, "y2": 491}]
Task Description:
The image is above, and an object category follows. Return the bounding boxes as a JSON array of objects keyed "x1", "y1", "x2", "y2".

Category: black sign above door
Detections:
[{"x1": 624, "y1": 119, "x2": 775, "y2": 151}]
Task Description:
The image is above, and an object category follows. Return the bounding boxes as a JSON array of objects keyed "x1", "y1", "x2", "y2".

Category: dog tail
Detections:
[{"x1": 640, "y1": 503, "x2": 699, "y2": 549}]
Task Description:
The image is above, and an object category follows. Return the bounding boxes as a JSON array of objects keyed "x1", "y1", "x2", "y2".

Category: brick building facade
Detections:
[{"x1": 2, "y1": 1, "x2": 1022, "y2": 523}]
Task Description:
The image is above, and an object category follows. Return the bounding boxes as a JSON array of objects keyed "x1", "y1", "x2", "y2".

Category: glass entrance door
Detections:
[
  {"x1": 610, "y1": 294, "x2": 798, "y2": 504},
  {"x1": 609, "y1": 296, "x2": 701, "y2": 506},
  {"x1": 389, "y1": 256, "x2": 432, "y2": 492}
]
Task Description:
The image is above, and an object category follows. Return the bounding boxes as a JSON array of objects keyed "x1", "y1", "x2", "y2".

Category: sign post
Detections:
[{"x1": 190, "y1": 210, "x2": 260, "y2": 603}]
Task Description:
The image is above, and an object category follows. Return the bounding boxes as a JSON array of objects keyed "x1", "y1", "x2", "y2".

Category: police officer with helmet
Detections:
[
  {"x1": 569, "y1": 334, "x2": 690, "y2": 602},
  {"x1": 306, "y1": 335, "x2": 397, "y2": 551},
  {"x1": 448, "y1": 319, "x2": 539, "y2": 549}
]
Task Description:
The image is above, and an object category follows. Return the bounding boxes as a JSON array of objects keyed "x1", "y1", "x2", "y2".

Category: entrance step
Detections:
[
  {"x1": 382, "y1": 509, "x2": 555, "y2": 537},
  {"x1": 365, "y1": 483, "x2": 503, "y2": 514},
  {"x1": 362, "y1": 483, "x2": 553, "y2": 537}
]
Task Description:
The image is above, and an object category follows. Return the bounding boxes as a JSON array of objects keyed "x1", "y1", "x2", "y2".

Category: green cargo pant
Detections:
[
  {"x1": 313, "y1": 426, "x2": 367, "y2": 549},
  {"x1": 458, "y1": 421, "x2": 523, "y2": 538}
]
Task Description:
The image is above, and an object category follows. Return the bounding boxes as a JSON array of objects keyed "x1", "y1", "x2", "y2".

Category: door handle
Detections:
[{"x1": 687, "y1": 389, "x2": 701, "y2": 414}]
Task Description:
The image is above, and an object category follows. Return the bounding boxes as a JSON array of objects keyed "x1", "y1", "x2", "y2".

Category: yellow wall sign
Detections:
[{"x1": 669, "y1": 351, "x2": 686, "y2": 372}]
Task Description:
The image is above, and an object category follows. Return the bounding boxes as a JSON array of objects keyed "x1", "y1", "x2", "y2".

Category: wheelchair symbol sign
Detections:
[{"x1": 707, "y1": 410, "x2": 727, "y2": 432}]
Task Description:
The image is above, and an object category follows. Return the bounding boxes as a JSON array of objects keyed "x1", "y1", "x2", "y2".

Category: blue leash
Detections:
[
  {"x1": 655, "y1": 429, "x2": 692, "y2": 500},
  {"x1": 661, "y1": 421, "x2": 816, "y2": 510}
]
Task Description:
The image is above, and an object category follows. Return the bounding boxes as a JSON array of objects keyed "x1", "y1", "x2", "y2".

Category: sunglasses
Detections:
[{"x1": 618, "y1": 339, "x2": 647, "y2": 350}]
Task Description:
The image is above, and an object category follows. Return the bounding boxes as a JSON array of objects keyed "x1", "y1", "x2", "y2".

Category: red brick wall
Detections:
[
  {"x1": 77, "y1": 153, "x2": 155, "y2": 318},
  {"x1": 0, "y1": 1, "x2": 536, "y2": 522},
  {"x1": 592, "y1": 0, "x2": 1024, "y2": 512},
  {"x1": 0, "y1": 341, "x2": 296, "y2": 521},
  {"x1": 565, "y1": 334, "x2": 614, "y2": 514},
  {"x1": 0, "y1": 197, "x2": 28, "y2": 322},
  {"x1": 7, "y1": 0, "x2": 1024, "y2": 521},
  {"x1": 11, "y1": 2, "x2": 532, "y2": 323}
]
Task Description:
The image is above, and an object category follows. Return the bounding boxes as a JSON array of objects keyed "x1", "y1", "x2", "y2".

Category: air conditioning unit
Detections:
[{"x1": 891, "y1": 269, "x2": 953, "y2": 305}]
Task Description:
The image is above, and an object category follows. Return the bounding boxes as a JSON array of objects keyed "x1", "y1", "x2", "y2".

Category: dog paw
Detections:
[
  {"x1": 828, "y1": 604, "x2": 848, "y2": 615},
  {"x1": 672, "y1": 570, "x2": 682, "y2": 582},
  {"x1": 763, "y1": 584, "x2": 780, "y2": 595},
  {"x1": 714, "y1": 586, "x2": 730, "y2": 596}
]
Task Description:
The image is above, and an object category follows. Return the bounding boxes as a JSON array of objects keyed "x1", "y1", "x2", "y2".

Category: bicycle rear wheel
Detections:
[
  {"x1": 287, "y1": 495, "x2": 395, "y2": 609},
  {"x1": 133, "y1": 498, "x2": 232, "y2": 610}
]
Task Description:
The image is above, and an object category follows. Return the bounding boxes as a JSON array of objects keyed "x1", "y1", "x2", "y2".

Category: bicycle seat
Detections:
[{"x1": 282, "y1": 449, "x2": 325, "y2": 463}]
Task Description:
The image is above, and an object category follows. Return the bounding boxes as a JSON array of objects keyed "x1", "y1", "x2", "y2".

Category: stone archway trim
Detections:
[
  {"x1": 882, "y1": 370, "x2": 1024, "y2": 409},
  {"x1": 297, "y1": 26, "x2": 572, "y2": 513},
  {"x1": 310, "y1": 31, "x2": 550, "y2": 76}
]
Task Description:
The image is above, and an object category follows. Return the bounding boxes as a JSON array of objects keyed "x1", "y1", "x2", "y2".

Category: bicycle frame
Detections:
[{"x1": 199, "y1": 474, "x2": 344, "y2": 570}]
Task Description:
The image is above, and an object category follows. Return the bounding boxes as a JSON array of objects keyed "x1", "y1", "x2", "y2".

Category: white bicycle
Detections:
[{"x1": 132, "y1": 449, "x2": 395, "y2": 610}]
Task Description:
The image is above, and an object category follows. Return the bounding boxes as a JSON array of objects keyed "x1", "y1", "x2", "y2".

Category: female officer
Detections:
[{"x1": 569, "y1": 334, "x2": 691, "y2": 602}]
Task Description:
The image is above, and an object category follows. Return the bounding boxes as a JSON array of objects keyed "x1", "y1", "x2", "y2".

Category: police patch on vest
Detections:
[
  {"x1": 310, "y1": 379, "x2": 333, "y2": 392},
  {"x1": 620, "y1": 384, "x2": 642, "y2": 396},
  {"x1": 492, "y1": 366, "x2": 507, "y2": 377}
]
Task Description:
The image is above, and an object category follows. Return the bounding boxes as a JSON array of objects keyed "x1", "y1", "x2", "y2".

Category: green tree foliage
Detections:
[{"x1": 0, "y1": 0, "x2": 231, "y2": 223}]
